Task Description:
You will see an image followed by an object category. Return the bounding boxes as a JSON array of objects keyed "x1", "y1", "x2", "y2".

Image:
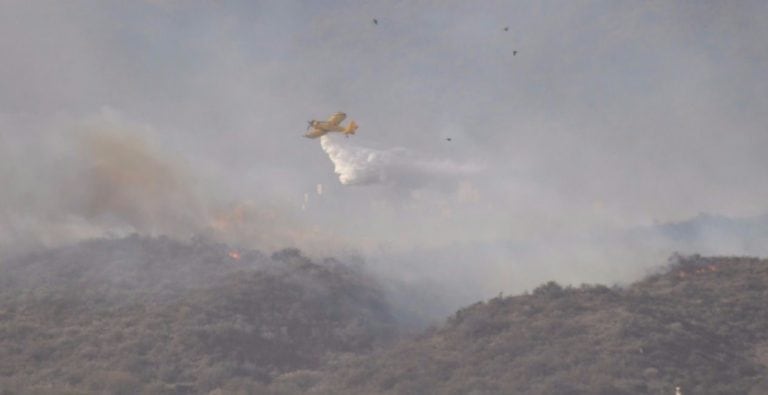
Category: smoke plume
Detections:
[
  {"x1": 0, "y1": 113, "x2": 341, "y2": 255},
  {"x1": 0, "y1": 115, "x2": 209, "y2": 251}
]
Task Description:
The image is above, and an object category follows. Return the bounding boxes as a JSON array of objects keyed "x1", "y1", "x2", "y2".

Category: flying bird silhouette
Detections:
[
  {"x1": 503, "y1": 26, "x2": 509, "y2": 31},
  {"x1": 373, "y1": 18, "x2": 378, "y2": 25},
  {"x1": 445, "y1": 138, "x2": 452, "y2": 142},
  {"x1": 513, "y1": 50, "x2": 518, "y2": 56}
]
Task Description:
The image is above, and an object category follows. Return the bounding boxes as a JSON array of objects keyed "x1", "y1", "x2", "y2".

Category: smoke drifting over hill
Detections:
[
  {"x1": 0, "y1": 113, "x2": 337, "y2": 256},
  {"x1": 3, "y1": 110, "x2": 768, "y2": 312},
  {"x1": 1, "y1": 0, "x2": 767, "y2": 324},
  {"x1": 0, "y1": 113, "x2": 209, "y2": 251},
  {"x1": 0, "y1": 4, "x2": 767, "y2": 393}
]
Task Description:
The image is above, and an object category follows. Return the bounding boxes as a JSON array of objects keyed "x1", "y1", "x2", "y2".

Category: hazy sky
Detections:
[{"x1": 2, "y1": 1, "x2": 767, "y2": 301}]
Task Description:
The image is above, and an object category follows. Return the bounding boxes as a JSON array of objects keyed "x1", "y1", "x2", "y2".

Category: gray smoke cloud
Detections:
[
  {"x1": 0, "y1": 110, "x2": 345, "y2": 256},
  {"x1": 0, "y1": 111, "x2": 209, "y2": 251},
  {"x1": 320, "y1": 135, "x2": 481, "y2": 188}
]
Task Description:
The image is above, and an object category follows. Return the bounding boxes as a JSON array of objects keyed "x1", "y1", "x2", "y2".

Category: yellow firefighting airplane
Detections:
[{"x1": 304, "y1": 112, "x2": 358, "y2": 138}]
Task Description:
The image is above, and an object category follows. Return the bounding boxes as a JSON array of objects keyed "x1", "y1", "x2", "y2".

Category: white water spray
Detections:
[{"x1": 320, "y1": 136, "x2": 480, "y2": 188}]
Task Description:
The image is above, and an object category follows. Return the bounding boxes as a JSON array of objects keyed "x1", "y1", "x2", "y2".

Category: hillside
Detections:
[
  {"x1": 0, "y1": 236, "x2": 397, "y2": 394},
  {"x1": 3, "y1": 237, "x2": 768, "y2": 395},
  {"x1": 300, "y1": 256, "x2": 768, "y2": 395}
]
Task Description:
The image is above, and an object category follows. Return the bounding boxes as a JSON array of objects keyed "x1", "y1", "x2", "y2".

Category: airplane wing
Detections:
[
  {"x1": 304, "y1": 128, "x2": 326, "y2": 139},
  {"x1": 326, "y1": 112, "x2": 346, "y2": 126}
]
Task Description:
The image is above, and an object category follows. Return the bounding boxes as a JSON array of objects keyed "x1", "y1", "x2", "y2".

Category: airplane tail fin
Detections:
[{"x1": 344, "y1": 120, "x2": 358, "y2": 136}]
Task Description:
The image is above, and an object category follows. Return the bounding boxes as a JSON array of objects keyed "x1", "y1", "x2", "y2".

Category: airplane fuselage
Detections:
[
  {"x1": 304, "y1": 122, "x2": 349, "y2": 138},
  {"x1": 303, "y1": 112, "x2": 358, "y2": 138}
]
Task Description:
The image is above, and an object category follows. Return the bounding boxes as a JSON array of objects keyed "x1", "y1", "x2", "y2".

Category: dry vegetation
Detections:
[
  {"x1": 0, "y1": 236, "x2": 397, "y2": 394},
  {"x1": 303, "y1": 255, "x2": 768, "y2": 395},
  {"x1": 1, "y1": 237, "x2": 768, "y2": 395}
]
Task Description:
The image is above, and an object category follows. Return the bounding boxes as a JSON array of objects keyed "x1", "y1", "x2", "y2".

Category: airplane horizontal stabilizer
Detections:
[{"x1": 345, "y1": 120, "x2": 358, "y2": 135}]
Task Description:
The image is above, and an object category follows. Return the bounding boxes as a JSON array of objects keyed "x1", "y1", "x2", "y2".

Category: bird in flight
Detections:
[
  {"x1": 513, "y1": 50, "x2": 518, "y2": 56},
  {"x1": 373, "y1": 18, "x2": 378, "y2": 25},
  {"x1": 445, "y1": 137, "x2": 452, "y2": 142},
  {"x1": 503, "y1": 26, "x2": 509, "y2": 31}
]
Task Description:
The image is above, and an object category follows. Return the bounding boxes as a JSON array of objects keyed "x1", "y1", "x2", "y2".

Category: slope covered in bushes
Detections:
[
  {"x1": 3, "y1": 237, "x2": 768, "y2": 395},
  {"x1": 305, "y1": 256, "x2": 768, "y2": 395},
  {"x1": 0, "y1": 236, "x2": 397, "y2": 394}
]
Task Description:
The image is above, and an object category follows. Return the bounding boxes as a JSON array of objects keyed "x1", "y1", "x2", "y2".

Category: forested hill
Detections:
[
  {"x1": 303, "y1": 256, "x2": 768, "y2": 395},
  {"x1": 0, "y1": 236, "x2": 397, "y2": 394},
  {"x1": 2, "y1": 237, "x2": 767, "y2": 395}
]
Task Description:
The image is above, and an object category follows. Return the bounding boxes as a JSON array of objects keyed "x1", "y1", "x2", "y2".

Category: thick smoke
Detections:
[
  {"x1": 73, "y1": 124, "x2": 210, "y2": 234},
  {"x1": 0, "y1": 114, "x2": 209, "y2": 252},
  {"x1": 320, "y1": 135, "x2": 481, "y2": 188},
  {"x1": 2, "y1": 1, "x2": 766, "y2": 321},
  {"x1": 0, "y1": 112, "x2": 341, "y2": 255}
]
